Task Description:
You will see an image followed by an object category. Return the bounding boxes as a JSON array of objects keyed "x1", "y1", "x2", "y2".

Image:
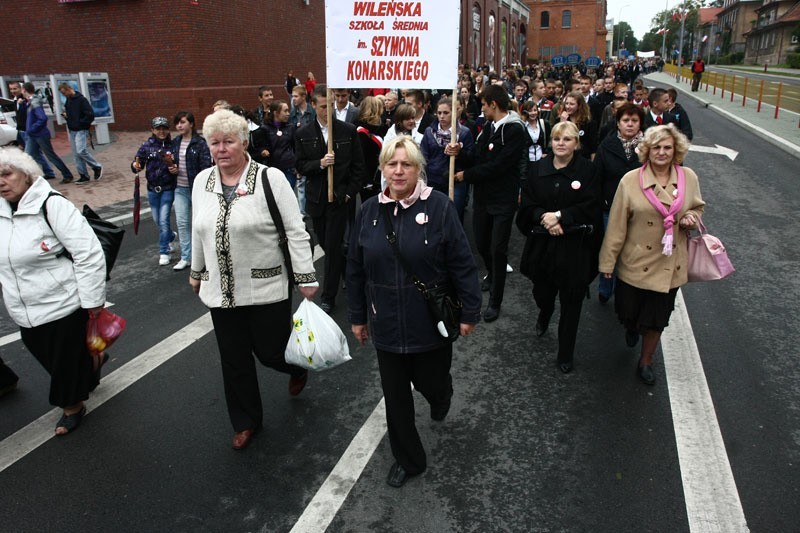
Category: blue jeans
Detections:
[
  {"x1": 296, "y1": 175, "x2": 307, "y2": 215},
  {"x1": 598, "y1": 211, "x2": 616, "y2": 300},
  {"x1": 24, "y1": 135, "x2": 73, "y2": 180},
  {"x1": 173, "y1": 186, "x2": 192, "y2": 261},
  {"x1": 19, "y1": 131, "x2": 55, "y2": 177},
  {"x1": 430, "y1": 180, "x2": 469, "y2": 223},
  {"x1": 281, "y1": 168, "x2": 297, "y2": 189},
  {"x1": 148, "y1": 189, "x2": 176, "y2": 254},
  {"x1": 68, "y1": 129, "x2": 102, "y2": 176}
]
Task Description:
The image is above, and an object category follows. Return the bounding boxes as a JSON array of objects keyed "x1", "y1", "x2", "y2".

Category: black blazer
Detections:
[
  {"x1": 642, "y1": 110, "x2": 677, "y2": 131},
  {"x1": 294, "y1": 119, "x2": 366, "y2": 213},
  {"x1": 463, "y1": 117, "x2": 527, "y2": 214},
  {"x1": 593, "y1": 130, "x2": 643, "y2": 210}
]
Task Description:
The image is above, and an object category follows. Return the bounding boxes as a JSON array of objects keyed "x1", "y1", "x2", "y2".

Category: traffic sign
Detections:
[
  {"x1": 551, "y1": 55, "x2": 566, "y2": 67},
  {"x1": 566, "y1": 53, "x2": 582, "y2": 66}
]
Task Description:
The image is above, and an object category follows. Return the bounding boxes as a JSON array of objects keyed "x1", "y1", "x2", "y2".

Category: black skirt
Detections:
[
  {"x1": 19, "y1": 308, "x2": 98, "y2": 407},
  {"x1": 614, "y1": 278, "x2": 678, "y2": 333}
]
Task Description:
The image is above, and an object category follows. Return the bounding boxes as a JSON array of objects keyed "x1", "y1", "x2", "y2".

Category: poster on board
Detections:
[
  {"x1": 325, "y1": 0, "x2": 461, "y2": 90},
  {"x1": 79, "y1": 72, "x2": 114, "y2": 124},
  {"x1": 24, "y1": 74, "x2": 56, "y2": 116}
]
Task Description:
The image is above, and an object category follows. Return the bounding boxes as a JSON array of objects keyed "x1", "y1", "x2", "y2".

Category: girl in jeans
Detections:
[
  {"x1": 132, "y1": 117, "x2": 178, "y2": 265},
  {"x1": 171, "y1": 111, "x2": 212, "y2": 271}
]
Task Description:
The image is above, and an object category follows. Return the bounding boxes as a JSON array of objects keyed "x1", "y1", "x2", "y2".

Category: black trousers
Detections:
[
  {"x1": 473, "y1": 206, "x2": 515, "y2": 307},
  {"x1": 377, "y1": 345, "x2": 453, "y2": 475},
  {"x1": 310, "y1": 199, "x2": 351, "y2": 305},
  {"x1": 533, "y1": 282, "x2": 586, "y2": 365},
  {"x1": 210, "y1": 300, "x2": 305, "y2": 433},
  {"x1": 19, "y1": 308, "x2": 97, "y2": 407}
]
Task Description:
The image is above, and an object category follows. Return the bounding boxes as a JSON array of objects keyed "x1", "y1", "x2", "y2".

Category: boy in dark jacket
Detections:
[{"x1": 131, "y1": 117, "x2": 178, "y2": 266}]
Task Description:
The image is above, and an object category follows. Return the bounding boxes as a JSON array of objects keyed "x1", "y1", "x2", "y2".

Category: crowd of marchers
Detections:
[{"x1": 1, "y1": 60, "x2": 707, "y2": 489}]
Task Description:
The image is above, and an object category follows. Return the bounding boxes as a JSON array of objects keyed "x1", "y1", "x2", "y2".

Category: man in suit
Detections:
[
  {"x1": 332, "y1": 88, "x2": 359, "y2": 124},
  {"x1": 295, "y1": 86, "x2": 366, "y2": 313},
  {"x1": 643, "y1": 88, "x2": 677, "y2": 131},
  {"x1": 454, "y1": 84, "x2": 527, "y2": 322}
]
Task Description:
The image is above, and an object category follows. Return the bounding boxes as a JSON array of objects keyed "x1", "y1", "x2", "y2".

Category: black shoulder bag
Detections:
[
  {"x1": 42, "y1": 192, "x2": 125, "y2": 281},
  {"x1": 261, "y1": 168, "x2": 296, "y2": 285},
  {"x1": 380, "y1": 203, "x2": 462, "y2": 342}
]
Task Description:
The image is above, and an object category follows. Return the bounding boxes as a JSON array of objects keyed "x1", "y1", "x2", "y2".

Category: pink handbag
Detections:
[{"x1": 687, "y1": 219, "x2": 735, "y2": 282}]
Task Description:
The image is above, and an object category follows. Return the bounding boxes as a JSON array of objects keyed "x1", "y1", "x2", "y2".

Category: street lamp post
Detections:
[{"x1": 614, "y1": 4, "x2": 630, "y2": 57}]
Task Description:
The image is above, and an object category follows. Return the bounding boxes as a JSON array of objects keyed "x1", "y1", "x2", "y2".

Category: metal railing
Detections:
[{"x1": 664, "y1": 63, "x2": 800, "y2": 122}]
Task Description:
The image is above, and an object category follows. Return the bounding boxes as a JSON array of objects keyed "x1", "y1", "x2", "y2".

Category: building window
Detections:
[
  {"x1": 501, "y1": 19, "x2": 507, "y2": 67},
  {"x1": 488, "y1": 12, "x2": 496, "y2": 70},
  {"x1": 562, "y1": 10, "x2": 572, "y2": 28},
  {"x1": 472, "y1": 4, "x2": 481, "y2": 68},
  {"x1": 541, "y1": 11, "x2": 550, "y2": 29}
]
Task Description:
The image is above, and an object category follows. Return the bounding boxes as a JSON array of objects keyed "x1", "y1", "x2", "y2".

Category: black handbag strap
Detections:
[
  {"x1": 261, "y1": 168, "x2": 295, "y2": 285},
  {"x1": 380, "y1": 202, "x2": 430, "y2": 297},
  {"x1": 41, "y1": 191, "x2": 74, "y2": 262}
]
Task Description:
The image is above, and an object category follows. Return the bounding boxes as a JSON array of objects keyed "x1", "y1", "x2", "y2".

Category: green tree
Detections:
[
  {"x1": 613, "y1": 21, "x2": 639, "y2": 55},
  {"x1": 639, "y1": 31, "x2": 662, "y2": 53}
]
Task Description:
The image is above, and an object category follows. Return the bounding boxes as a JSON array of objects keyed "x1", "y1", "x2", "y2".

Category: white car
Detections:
[{"x1": 0, "y1": 97, "x2": 19, "y2": 146}]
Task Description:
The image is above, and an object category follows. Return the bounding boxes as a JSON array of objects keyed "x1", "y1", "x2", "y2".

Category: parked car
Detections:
[{"x1": 0, "y1": 97, "x2": 19, "y2": 146}]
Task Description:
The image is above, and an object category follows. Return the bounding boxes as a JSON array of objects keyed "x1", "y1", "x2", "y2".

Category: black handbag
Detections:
[
  {"x1": 42, "y1": 192, "x2": 125, "y2": 281},
  {"x1": 380, "y1": 203, "x2": 462, "y2": 342}
]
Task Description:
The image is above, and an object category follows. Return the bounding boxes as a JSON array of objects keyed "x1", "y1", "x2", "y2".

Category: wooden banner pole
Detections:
[
  {"x1": 448, "y1": 87, "x2": 458, "y2": 201},
  {"x1": 327, "y1": 88, "x2": 334, "y2": 203}
]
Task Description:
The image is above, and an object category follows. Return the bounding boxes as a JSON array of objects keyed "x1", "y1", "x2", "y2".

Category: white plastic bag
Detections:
[{"x1": 285, "y1": 299, "x2": 352, "y2": 371}]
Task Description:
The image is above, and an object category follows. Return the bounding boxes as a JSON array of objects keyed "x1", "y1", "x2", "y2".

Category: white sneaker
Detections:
[
  {"x1": 173, "y1": 259, "x2": 189, "y2": 271},
  {"x1": 159, "y1": 254, "x2": 170, "y2": 266}
]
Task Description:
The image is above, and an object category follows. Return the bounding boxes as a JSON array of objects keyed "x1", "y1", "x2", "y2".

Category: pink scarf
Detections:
[
  {"x1": 378, "y1": 181, "x2": 433, "y2": 214},
  {"x1": 639, "y1": 162, "x2": 685, "y2": 256}
]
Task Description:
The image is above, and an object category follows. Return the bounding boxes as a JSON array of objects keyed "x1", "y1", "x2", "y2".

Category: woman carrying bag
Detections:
[{"x1": 0, "y1": 147, "x2": 107, "y2": 435}]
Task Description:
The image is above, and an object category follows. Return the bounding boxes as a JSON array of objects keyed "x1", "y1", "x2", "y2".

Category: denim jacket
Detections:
[{"x1": 171, "y1": 134, "x2": 212, "y2": 188}]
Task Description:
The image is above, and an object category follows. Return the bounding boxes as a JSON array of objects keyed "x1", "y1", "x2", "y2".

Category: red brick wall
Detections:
[
  {"x1": 526, "y1": 0, "x2": 608, "y2": 61},
  {"x1": 1, "y1": 0, "x2": 326, "y2": 129}
]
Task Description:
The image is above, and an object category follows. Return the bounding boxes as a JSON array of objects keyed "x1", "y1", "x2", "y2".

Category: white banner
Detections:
[
  {"x1": 637, "y1": 50, "x2": 656, "y2": 58},
  {"x1": 325, "y1": 0, "x2": 461, "y2": 89}
]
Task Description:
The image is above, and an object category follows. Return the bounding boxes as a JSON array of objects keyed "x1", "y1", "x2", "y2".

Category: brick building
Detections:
[
  {"x1": 744, "y1": 0, "x2": 800, "y2": 65},
  {"x1": 716, "y1": 0, "x2": 762, "y2": 55},
  {"x1": 525, "y1": 0, "x2": 608, "y2": 61}
]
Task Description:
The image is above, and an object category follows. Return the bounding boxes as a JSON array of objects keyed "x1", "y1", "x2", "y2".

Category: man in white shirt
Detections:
[{"x1": 332, "y1": 89, "x2": 359, "y2": 124}]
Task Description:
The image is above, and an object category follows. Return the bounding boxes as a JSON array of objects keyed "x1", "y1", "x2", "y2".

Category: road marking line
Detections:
[
  {"x1": 107, "y1": 208, "x2": 151, "y2": 226},
  {"x1": 0, "y1": 313, "x2": 213, "y2": 474},
  {"x1": 289, "y1": 398, "x2": 387, "y2": 533},
  {"x1": 662, "y1": 290, "x2": 750, "y2": 532},
  {"x1": 0, "y1": 302, "x2": 115, "y2": 348}
]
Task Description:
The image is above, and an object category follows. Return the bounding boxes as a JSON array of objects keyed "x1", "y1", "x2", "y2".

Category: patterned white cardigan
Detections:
[{"x1": 190, "y1": 159, "x2": 316, "y2": 308}]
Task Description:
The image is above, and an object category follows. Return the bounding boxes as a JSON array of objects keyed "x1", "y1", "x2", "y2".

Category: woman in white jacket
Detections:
[{"x1": 0, "y1": 147, "x2": 107, "y2": 435}]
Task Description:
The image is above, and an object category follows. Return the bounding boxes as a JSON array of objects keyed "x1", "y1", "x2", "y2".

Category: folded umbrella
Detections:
[{"x1": 133, "y1": 174, "x2": 141, "y2": 235}]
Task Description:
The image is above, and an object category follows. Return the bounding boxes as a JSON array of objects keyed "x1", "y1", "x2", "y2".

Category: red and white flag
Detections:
[
  {"x1": 656, "y1": 27, "x2": 669, "y2": 35},
  {"x1": 702, "y1": 35, "x2": 709, "y2": 43}
]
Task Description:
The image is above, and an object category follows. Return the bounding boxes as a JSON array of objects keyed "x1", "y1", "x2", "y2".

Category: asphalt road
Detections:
[{"x1": 1, "y1": 93, "x2": 798, "y2": 532}]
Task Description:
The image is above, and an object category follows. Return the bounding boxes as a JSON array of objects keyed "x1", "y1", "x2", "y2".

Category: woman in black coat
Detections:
[
  {"x1": 516, "y1": 121, "x2": 602, "y2": 373},
  {"x1": 593, "y1": 103, "x2": 645, "y2": 303}
]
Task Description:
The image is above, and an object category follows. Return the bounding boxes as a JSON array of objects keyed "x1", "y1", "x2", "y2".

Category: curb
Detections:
[{"x1": 644, "y1": 75, "x2": 800, "y2": 160}]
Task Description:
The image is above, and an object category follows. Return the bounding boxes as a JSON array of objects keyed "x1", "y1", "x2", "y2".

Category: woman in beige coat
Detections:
[{"x1": 598, "y1": 125, "x2": 704, "y2": 385}]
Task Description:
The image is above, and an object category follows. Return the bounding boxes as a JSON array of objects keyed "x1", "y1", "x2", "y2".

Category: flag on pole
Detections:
[
  {"x1": 702, "y1": 35, "x2": 708, "y2": 43},
  {"x1": 656, "y1": 27, "x2": 669, "y2": 35}
]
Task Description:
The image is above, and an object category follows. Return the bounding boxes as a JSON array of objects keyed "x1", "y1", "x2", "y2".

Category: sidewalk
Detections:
[
  {"x1": 708, "y1": 65, "x2": 800, "y2": 79},
  {"x1": 644, "y1": 72, "x2": 800, "y2": 159},
  {"x1": 43, "y1": 130, "x2": 152, "y2": 224}
]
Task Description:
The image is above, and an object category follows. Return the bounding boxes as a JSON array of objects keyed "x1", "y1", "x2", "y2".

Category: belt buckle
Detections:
[{"x1": 154, "y1": 185, "x2": 162, "y2": 193}]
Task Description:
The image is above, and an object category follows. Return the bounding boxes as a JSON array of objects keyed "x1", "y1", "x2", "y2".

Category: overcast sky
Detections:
[{"x1": 607, "y1": 0, "x2": 681, "y2": 40}]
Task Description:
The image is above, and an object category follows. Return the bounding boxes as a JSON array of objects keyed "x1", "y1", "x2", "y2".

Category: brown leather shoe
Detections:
[
  {"x1": 288, "y1": 370, "x2": 309, "y2": 396},
  {"x1": 232, "y1": 429, "x2": 255, "y2": 450}
]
